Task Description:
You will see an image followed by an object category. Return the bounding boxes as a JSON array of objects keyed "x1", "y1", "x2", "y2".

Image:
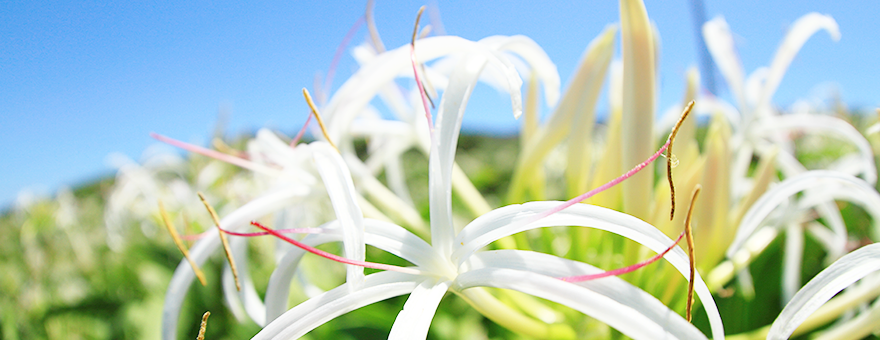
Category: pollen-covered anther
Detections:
[
  {"x1": 666, "y1": 100, "x2": 695, "y2": 221},
  {"x1": 302, "y1": 88, "x2": 337, "y2": 152},
  {"x1": 158, "y1": 201, "x2": 207, "y2": 286},
  {"x1": 198, "y1": 192, "x2": 241, "y2": 291},
  {"x1": 410, "y1": 5, "x2": 435, "y2": 133},
  {"x1": 196, "y1": 311, "x2": 210, "y2": 340},
  {"x1": 684, "y1": 184, "x2": 700, "y2": 322}
]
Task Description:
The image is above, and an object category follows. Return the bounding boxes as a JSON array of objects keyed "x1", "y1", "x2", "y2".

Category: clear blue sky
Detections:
[{"x1": 2, "y1": 0, "x2": 878, "y2": 209}]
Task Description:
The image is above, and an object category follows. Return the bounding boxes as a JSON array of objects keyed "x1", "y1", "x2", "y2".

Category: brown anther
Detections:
[
  {"x1": 684, "y1": 184, "x2": 701, "y2": 322},
  {"x1": 302, "y1": 88, "x2": 338, "y2": 152},
  {"x1": 666, "y1": 100, "x2": 695, "y2": 221},
  {"x1": 159, "y1": 202, "x2": 207, "y2": 286},
  {"x1": 196, "y1": 311, "x2": 210, "y2": 340},
  {"x1": 410, "y1": 6, "x2": 434, "y2": 109},
  {"x1": 365, "y1": 0, "x2": 385, "y2": 53},
  {"x1": 198, "y1": 192, "x2": 240, "y2": 291}
]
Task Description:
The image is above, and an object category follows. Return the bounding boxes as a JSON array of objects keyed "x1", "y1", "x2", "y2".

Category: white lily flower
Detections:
[
  {"x1": 695, "y1": 13, "x2": 875, "y2": 185},
  {"x1": 253, "y1": 47, "x2": 725, "y2": 339}
]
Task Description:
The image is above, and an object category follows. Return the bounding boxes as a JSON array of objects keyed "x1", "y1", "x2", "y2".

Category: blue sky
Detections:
[{"x1": 2, "y1": 0, "x2": 878, "y2": 208}]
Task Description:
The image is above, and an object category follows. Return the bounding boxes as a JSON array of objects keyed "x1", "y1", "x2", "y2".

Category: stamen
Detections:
[
  {"x1": 250, "y1": 221, "x2": 424, "y2": 276},
  {"x1": 180, "y1": 227, "x2": 329, "y2": 241},
  {"x1": 561, "y1": 230, "x2": 685, "y2": 282},
  {"x1": 365, "y1": 0, "x2": 385, "y2": 53},
  {"x1": 302, "y1": 88, "x2": 338, "y2": 152},
  {"x1": 685, "y1": 185, "x2": 701, "y2": 322},
  {"x1": 290, "y1": 112, "x2": 313, "y2": 147},
  {"x1": 410, "y1": 6, "x2": 435, "y2": 134},
  {"x1": 666, "y1": 101, "x2": 695, "y2": 221},
  {"x1": 159, "y1": 201, "x2": 207, "y2": 286},
  {"x1": 416, "y1": 24, "x2": 437, "y2": 109},
  {"x1": 198, "y1": 192, "x2": 241, "y2": 291},
  {"x1": 420, "y1": 61, "x2": 437, "y2": 109},
  {"x1": 196, "y1": 311, "x2": 210, "y2": 340},
  {"x1": 321, "y1": 16, "x2": 365, "y2": 103},
  {"x1": 529, "y1": 137, "x2": 672, "y2": 225},
  {"x1": 151, "y1": 133, "x2": 280, "y2": 176}
]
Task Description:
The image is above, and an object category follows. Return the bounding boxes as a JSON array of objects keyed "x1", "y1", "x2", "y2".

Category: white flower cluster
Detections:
[{"x1": 123, "y1": 1, "x2": 880, "y2": 339}]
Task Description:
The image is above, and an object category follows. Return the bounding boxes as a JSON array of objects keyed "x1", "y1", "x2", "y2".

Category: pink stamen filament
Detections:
[
  {"x1": 290, "y1": 113, "x2": 313, "y2": 147},
  {"x1": 321, "y1": 17, "x2": 365, "y2": 103},
  {"x1": 411, "y1": 46, "x2": 434, "y2": 133},
  {"x1": 560, "y1": 229, "x2": 685, "y2": 282},
  {"x1": 248, "y1": 221, "x2": 424, "y2": 276},
  {"x1": 151, "y1": 133, "x2": 281, "y2": 176},
  {"x1": 180, "y1": 227, "x2": 329, "y2": 241},
  {"x1": 524, "y1": 140, "x2": 670, "y2": 228}
]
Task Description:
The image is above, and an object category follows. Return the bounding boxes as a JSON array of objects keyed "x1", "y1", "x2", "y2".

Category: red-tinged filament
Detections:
[
  {"x1": 560, "y1": 229, "x2": 685, "y2": 282},
  {"x1": 180, "y1": 227, "x2": 329, "y2": 241},
  {"x1": 245, "y1": 221, "x2": 424, "y2": 276}
]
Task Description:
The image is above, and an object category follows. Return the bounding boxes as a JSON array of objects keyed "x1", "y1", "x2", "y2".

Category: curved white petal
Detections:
[
  {"x1": 455, "y1": 267, "x2": 709, "y2": 340},
  {"x1": 753, "y1": 114, "x2": 876, "y2": 184},
  {"x1": 263, "y1": 233, "x2": 341, "y2": 324},
  {"x1": 388, "y1": 279, "x2": 452, "y2": 340},
  {"x1": 479, "y1": 35, "x2": 561, "y2": 106},
  {"x1": 759, "y1": 13, "x2": 840, "y2": 108},
  {"x1": 430, "y1": 50, "x2": 495, "y2": 259},
  {"x1": 782, "y1": 222, "x2": 804, "y2": 305},
  {"x1": 727, "y1": 171, "x2": 880, "y2": 259},
  {"x1": 255, "y1": 271, "x2": 422, "y2": 340},
  {"x1": 162, "y1": 186, "x2": 310, "y2": 340},
  {"x1": 768, "y1": 243, "x2": 880, "y2": 340},
  {"x1": 464, "y1": 250, "x2": 710, "y2": 339},
  {"x1": 227, "y1": 235, "x2": 266, "y2": 326},
  {"x1": 451, "y1": 202, "x2": 724, "y2": 339},
  {"x1": 702, "y1": 16, "x2": 746, "y2": 110},
  {"x1": 311, "y1": 142, "x2": 366, "y2": 289}
]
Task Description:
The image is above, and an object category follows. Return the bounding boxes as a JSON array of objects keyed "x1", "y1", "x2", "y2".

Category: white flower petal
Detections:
[
  {"x1": 753, "y1": 114, "x2": 876, "y2": 184},
  {"x1": 727, "y1": 171, "x2": 880, "y2": 259},
  {"x1": 388, "y1": 279, "x2": 452, "y2": 340},
  {"x1": 227, "y1": 235, "x2": 267, "y2": 326},
  {"x1": 255, "y1": 271, "x2": 421, "y2": 340},
  {"x1": 455, "y1": 267, "x2": 709, "y2": 340},
  {"x1": 702, "y1": 16, "x2": 746, "y2": 109},
  {"x1": 783, "y1": 222, "x2": 804, "y2": 305},
  {"x1": 759, "y1": 13, "x2": 840, "y2": 108},
  {"x1": 479, "y1": 35, "x2": 561, "y2": 106},
  {"x1": 263, "y1": 233, "x2": 341, "y2": 324},
  {"x1": 430, "y1": 50, "x2": 494, "y2": 259},
  {"x1": 768, "y1": 243, "x2": 880, "y2": 340},
  {"x1": 312, "y1": 142, "x2": 366, "y2": 289},
  {"x1": 464, "y1": 249, "x2": 710, "y2": 339}
]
